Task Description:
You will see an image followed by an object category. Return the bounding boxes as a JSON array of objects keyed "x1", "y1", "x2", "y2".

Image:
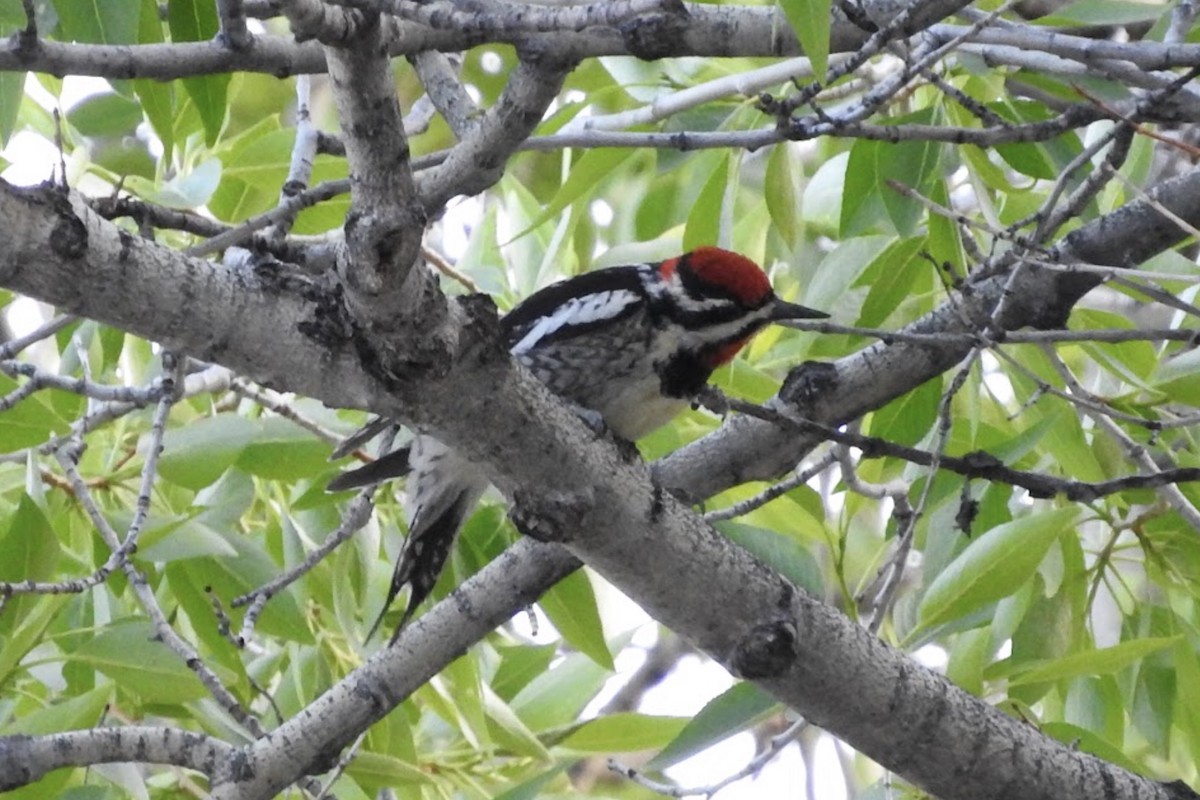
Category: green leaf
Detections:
[
  {"x1": 492, "y1": 642, "x2": 558, "y2": 702},
  {"x1": 0, "y1": 494, "x2": 60, "y2": 586},
  {"x1": 293, "y1": 194, "x2": 351, "y2": 235},
  {"x1": 841, "y1": 143, "x2": 895, "y2": 236},
  {"x1": 806, "y1": 235, "x2": 893, "y2": 313},
  {"x1": 916, "y1": 507, "x2": 1079, "y2": 633},
  {"x1": 168, "y1": 0, "x2": 227, "y2": 145},
  {"x1": 647, "y1": 682, "x2": 777, "y2": 770},
  {"x1": 538, "y1": 569, "x2": 613, "y2": 670},
  {"x1": 994, "y1": 141, "x2": 1056, "y2": 181},
  {"x1": 926, "y1": 177, "x2": 965, "y2": 273},
  {"x1": 235, "y1": 417, "x2": 331, "y2": 482},
  {"x1": 1008, "y1": 636, "x2": 1181, "y2": 686},
  {"x1": 55, "y1": 0, "x2": 139, "y2": 44},
  {"x1": 183, "y1": 535, "x2": 312, "y2": 642},
  {"x1": 777, "y1": 0, "x2": 830, "y2": 79},
  {"x1": 128, "y1": 157, "x2": 222, "y2": 208},
  {"x1": 0, "y1": 69, "x2": 23, "y2": 147},
  {"x1": 945, "y1": 627, "x2": 992, "y2": 696},
  {"x1": 765, "y1": 143, "x2": 801, "y2": 247},
  {"x1": 438, "y1": 654, "x2": 491, "y2": 752},
  {"x1": 561, "y1": 713, "x2": 689, "y2": 753},
  {"x1": 1072, "y1": 308, "x2": 1156, "y2": 385},
  {"x1": 683, "y1": 154, "x2": 729, "y2": 252},
  {"x1": 725, "y1": 483, "x2": 828, "y2": 549},
  {"x1": 844, "y1": 111, "x2": 942, "y2": 236},
  {"x1": 880, "y1": 144, "x2": 941, "y2": 236},
  {"x1": 482, "y1": 683, "x2": 553, "y2": 761},
  {"x1": 134, "y1": 0, "x2": 174, "y2": 160},
  {"x1": 492, "y1": 764, "x2": 568, "y2": 800},
  {"x1": 137, "y1": 515, "x2": 240, "y2": 562},
  {"x1": 1041, "y1": 722, "x2": 1141, "y2": 774},
  {"x1": 210, "y1": 126, "x2": 348, "y2": 221},
  {"x1": 1132, "y1": 661, "x2": 1174, "y2": 753},
  {"x1": 67, "y1": 92, "x2": 143, "y2": 137},
  {"x1": 156, "y1": 414, "x2": 257, "y2": 489},
  {"x1": 990, "y1": 578, "x2": 1070, "y2": 706},
  {"x1": 3, "y1": 685, "x2": 112, "y2": 735},
  {"x1": 0, "y1": 0, "x2": 22, "y2": 27},
  {"x1": 506, "y1": 148, "x2": 636, "y2": 243},
  {"x1": 801, "y1": 150, "x2": 847, "y2": 230},
  {"x1": 1152, "y1": 344, "x2": 1200, "y2": 405},
  {"x1": 0, "y1": 374, "x2": 74, "y2": 453},
  {"x1": 162, "y1": 561, "x2": 248, "y2": 677},
  {"x1": 716, "y1": 521, "x2": 823, "y2": 595},
  {"x1": 346, "y1": 752, "x2": 435, "y2": 787},
  {"x1": 512, "y1": 648, "x2": 616, "y2": 732},
  {"x1": 0, "y1": 594, "x2": 70, "y2": 688},
  {"x1": 866, "y1": 377, "x2": 940, "y2": 447},
  {"x1": 856, "y1": 237, "x2": 927, "y2": 328},
  {"x1": 70, "y1": 619, "x2": 211, "y2": 703},
  {"x1": 0, "y1": 494, "x2": 63, "y2": 641}
]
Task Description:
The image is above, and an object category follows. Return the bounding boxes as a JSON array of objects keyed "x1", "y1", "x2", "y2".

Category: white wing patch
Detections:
[{"x1": 512, "y1": 289, "x2": 641, "y2": 354}]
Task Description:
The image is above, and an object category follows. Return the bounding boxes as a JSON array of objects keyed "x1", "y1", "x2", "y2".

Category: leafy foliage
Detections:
[{"x1": 1, "y1": 0, "x2": 1200, "y2": 797}]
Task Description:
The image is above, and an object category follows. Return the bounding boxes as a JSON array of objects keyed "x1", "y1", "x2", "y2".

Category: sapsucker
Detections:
[{"x1": 329, "y1": 246, "x2": 827, "y2": 642}]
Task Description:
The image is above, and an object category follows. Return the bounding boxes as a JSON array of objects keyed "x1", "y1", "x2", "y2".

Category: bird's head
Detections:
[
  {"x1": 660, "y1": 246, "x2": 827, "y2": 321},
  {"x1": 655, "y1": 246, "x2": 828, "y2": 366}
]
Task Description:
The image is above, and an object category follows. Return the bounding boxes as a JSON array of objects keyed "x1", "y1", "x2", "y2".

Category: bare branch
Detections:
[
  {"x1": 230, "y1": 487, "x2": 379, "y2": 644},
  {"x1": 612, "y1": 717, "x2": 807, "y2": 798},
  {"x1": 0, "y1": 727, "x2": 234, "y2": 791},
  {"x1": 408, "y1": 50, "x2": 478, "y2": 137},
  {"x1": 260, "y1": 74, "x2": 320, "y2": 246},
  {"x1": 935, "y1": 21, "x2": 1200, "y2": 71},
  {"x1": 54, "y1": 415, "x2": 267, "y2": 736},
  {"x1": 721, "y1": 392, "x2": 1200, "y2": 504},
  {"x1": 0, "y1": 314, "x2": 75, "y2": 359},
  {"x1": 418, "y1": 57, "x2": 574, "y2": 211}
]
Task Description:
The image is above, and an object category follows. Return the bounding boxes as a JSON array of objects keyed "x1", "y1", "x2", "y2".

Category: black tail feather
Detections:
[
  {"x1": 327, "y1": 446, "x2": 413, "y2": 492},
  {"x1": 330, "y1": 416, "x2": 396, "y2": 461},
  {"x1": 365, "y1": 487, "x2": 473, "y2": 644}
]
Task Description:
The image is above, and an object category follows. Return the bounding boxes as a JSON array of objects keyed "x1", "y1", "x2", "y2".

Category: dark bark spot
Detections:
[
  {"x1": 297, "y1": 279, "x2": 356, "y2": 350},
  {"x1": 50, "y1": 212, "x2": 88, "y2": 259},
  {"x1": 730, "y1": 619, "x2": 797, "y2": 679},
  {"x1": 222, "y1": 748, "x2": 256, "y2": 781},
  {"x1": 619, "y1": 12, "x2": 690, "y2": 61},
  {"x1": 117, "y1": 229, "x2": 135, "y2": 261},
  {"x1": 649, "y1": 484, "x2": 665, "y2": 523},
  {"x1": 780, "y1": 361, "x2": 838, "y2": 409}
]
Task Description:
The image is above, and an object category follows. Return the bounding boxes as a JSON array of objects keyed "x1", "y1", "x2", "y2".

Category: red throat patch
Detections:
[
  {"x1": 708, "y1": 336, "x2": 751, "y2": 367},
  {"x1": 683, "y1": 247, "x2": 772, "y2": 306}
]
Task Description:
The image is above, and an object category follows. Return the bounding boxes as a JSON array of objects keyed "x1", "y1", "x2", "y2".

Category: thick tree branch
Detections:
[
  {"x1": 0, "y1": 182, "x2": 374, "y2": 409},
  {"x1": 324, "y1": 12, "x2": 431, "y2": 327},
  {"x1": 0, "y1": 0, "x2": 986, "y2": 79}
]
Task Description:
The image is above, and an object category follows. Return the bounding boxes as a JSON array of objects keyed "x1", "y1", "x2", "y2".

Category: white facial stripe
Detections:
[
  {"x1": 648, "y1": 270, "x2": 746, "y2": 316},
  {"x1": 512, "y1": 289, "x2": 641, "y2": 353},
  {"x1": 676, "y1": 305, "x2": 774, "y2": 347}
]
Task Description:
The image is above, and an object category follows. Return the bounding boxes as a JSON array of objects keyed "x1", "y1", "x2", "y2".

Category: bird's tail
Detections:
[{"x1": 365, "y1": 437, "x2": 489, "y2": 643}]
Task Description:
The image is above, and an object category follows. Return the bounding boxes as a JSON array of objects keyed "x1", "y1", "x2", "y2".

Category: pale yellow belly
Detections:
[{"x1": 599, "y1": 379, "x2": 690, "y2": 441}]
